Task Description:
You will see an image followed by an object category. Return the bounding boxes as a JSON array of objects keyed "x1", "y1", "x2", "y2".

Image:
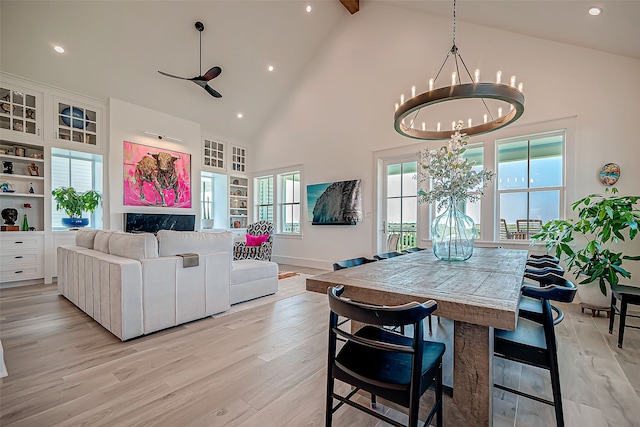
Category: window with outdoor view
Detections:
[
  {"x1": 256, "y1": 176, "x2": 274, "y2": 223},
  {"x1": 280, "y1": 171, "x2": 300, "y2": 234},
  {"x1": 51, "y1": 148, "x2": 103, "y2": 230},
  {"x1": 386, "y1": 161, "x2": 417, "y2": 250},
  {"x1": 497, "y1": 131, "x2": 564, "y2": 240}
]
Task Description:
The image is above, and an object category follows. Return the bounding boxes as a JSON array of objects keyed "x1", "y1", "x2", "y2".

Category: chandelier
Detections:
[{"x1": 393, "y1": 0, "x2": 525, "y2": 140}]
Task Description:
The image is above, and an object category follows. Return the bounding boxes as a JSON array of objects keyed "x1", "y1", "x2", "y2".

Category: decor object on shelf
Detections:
[
  {"x1": 158, "y1": 21, "x2": 223, "y2": 98},
  {"x1": 27, "y1": 162, "x2": 39, "y2": 176},
  {"x1": 307, "y1": 179, "x2": 362, "y2": 225},
  {"x1": 393, "y1": 0, "x2": 524, "y2": 140},
  {"x1": 530, "y1": 188, "x2": 640, "y2": 307},
  {"x1": 0, "y1": 183, "x2": 15, "y2": 192},
  {"x1": 21, "y1": 213, "x2": 28, "y2": 231},
  {"x1": 3, "y1": 161, "x2": 13, "y2": 174},
  {"x1": 13, "y1": 146, "x2": 26, "y2": 157},
  {"x1": 1, "y1": 208, "x2": 18, "y2": 226},
  {"x1": 123, "y1": 141, "x2": 191, "y2": 208},
  {"x1": 52, "y1": 186, "x2": 102, "y2": 228},
  {"x1": 599, "y1": 163, "x2": 620, "y2": 186},
  {"x1": 60, "y1": 106, "x2": 90, "y2": 129},
  {"x1": 12, "y1": 122, "x2": 23, "y2": 132},
  {"x1": 417, "y1": 121, "x2": 495, "y2": 261}
]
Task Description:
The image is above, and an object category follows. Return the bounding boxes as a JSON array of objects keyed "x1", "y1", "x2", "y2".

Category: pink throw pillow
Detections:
[{"x1": 246, "y1": 233, "x2": 269, "y2": 246}]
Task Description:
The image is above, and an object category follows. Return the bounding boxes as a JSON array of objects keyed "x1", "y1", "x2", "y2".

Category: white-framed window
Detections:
[
  {"x1": 496, "y1": 130, "x2": 565, "y2": 240},
  {"x1": 201, "y1": 175, "x2": 214, "y2": 223},
  {"x1": 256, "y1": 175, "x2": 274, "y2": 223},
  {"x1": 253, "y1": 166, "x2": 302, "y2": 236},
  {"x1": 280, "y1": 171, "x2": 301, "y2": 234},
  {"x1": 51, "y1": 147, "x2": 103, "y2": 230}
]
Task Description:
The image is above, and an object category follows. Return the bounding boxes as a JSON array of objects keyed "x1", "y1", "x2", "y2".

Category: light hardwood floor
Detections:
[{"x1": 1, "y1": 265, "x2": 639, "y2": 427}]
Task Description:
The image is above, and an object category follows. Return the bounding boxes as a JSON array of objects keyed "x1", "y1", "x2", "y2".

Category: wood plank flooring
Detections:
[{"x1": 1, "y1": 265, "x2": 639, "y2": 426}]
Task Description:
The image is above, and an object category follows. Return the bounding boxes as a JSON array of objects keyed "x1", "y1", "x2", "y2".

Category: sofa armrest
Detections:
[{"x1": 141, "y1": 251, "x2": 231, "y2": 334}]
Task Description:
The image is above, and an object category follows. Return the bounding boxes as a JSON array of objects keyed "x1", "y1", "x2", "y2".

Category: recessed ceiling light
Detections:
[
  {"x1": 589, "y1": 7, "x2": 602, "y2": 16},
  {"x1": 237, "y1": 113, "x2": 243, "y2": 119},
  {"x1": 268, "y1": 65, "x2": 274, "y2": 72},
  {"x1": 54, "y1": 45, "x2": 65, "y2": 53},
  {"x1": 306, "y1": 5, "x2": 312, "y2": 13}
]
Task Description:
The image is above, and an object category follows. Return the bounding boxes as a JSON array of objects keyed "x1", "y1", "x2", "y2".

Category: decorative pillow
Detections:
[
  {"x1": 75, "y1": 229, "x2": 98, "y2": 249},
  {"x1": 109, "y1": 232, "x2": 159, "y2": 260},
  {"x1": 246, "y1": 233, "x2": 269, "y2": 246},
  {"x1": 94, "y1": 230, "x2": 118, "y2": 253}
]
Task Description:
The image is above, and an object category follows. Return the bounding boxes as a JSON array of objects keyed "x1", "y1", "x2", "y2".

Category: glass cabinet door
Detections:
[{"x1": 0, "y1": 84, "x2": 43, "y2": 141}]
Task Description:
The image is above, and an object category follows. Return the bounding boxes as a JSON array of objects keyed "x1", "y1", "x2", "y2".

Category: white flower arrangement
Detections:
[{"x1": 417, "y1": 121, "x2": 495, "y2": 211}]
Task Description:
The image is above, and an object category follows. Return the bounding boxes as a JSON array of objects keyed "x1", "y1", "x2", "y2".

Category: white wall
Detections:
[
  {"x1": 252, "y1": 3, "x2": 640, "y2": 274},
  {"x1": 108, "y1": 98, "x2": 202, "y2": 230}
]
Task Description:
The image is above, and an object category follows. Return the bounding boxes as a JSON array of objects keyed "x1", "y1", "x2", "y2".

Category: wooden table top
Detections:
[{"x1": 306, "y1": 247, "x2": 528, "y2": 331}]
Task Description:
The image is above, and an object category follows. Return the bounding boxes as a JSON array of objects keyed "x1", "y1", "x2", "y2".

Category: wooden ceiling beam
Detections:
[{"x1": 340, "y1": 0, "x2": 360, "y2": 14}]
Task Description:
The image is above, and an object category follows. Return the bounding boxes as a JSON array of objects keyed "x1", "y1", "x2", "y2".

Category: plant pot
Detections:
[
  {"x1": 576, "y1": 278, "x2": 610, "y2": 308},
  {"x1": 61, "y1": 217, "x2": 89, "y2": 228},
  {"x1": 201, "y1": 218, "x2": 214, "y2": 229}
]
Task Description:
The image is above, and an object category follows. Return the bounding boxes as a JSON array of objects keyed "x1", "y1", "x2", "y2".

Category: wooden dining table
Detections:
[{"x1": 306, "y1": 247, "x2": 528, "y2": 427}]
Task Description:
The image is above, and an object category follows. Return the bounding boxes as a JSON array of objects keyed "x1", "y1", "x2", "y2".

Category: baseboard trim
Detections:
[{"x1": 271, "y1": 255, "x2": 333, "y2": 271}]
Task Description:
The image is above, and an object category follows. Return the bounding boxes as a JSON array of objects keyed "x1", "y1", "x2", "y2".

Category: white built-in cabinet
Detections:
[{"x1": 0, "y1": 73, "x2": 106, "y2": 286}]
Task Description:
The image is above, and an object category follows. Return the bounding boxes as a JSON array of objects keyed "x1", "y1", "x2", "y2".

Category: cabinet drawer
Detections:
[
  {"x1": 0, "y1": 252, "x2": 40, "y2": 265},
  {"x1": 0, "y1": 234, "x2": 43, "y2": 252},
  {"x1": 0, "y1": 265, "x2": 43, "y2": 282}
]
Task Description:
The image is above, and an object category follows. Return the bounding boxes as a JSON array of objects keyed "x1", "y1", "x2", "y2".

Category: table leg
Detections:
[{"x1": 454, "y1": 321, "x2": 493, "y2": 427}]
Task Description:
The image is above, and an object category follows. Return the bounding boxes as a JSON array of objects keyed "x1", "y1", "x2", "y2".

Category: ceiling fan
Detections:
[{"x1": 158, "y1": 21, "x2": 223, "y2": 98}]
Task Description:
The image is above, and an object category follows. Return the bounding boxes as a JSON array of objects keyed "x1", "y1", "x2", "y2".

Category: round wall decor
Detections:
[{"x1": 599, "y1": 163, "x2": 620, "y2": 186}]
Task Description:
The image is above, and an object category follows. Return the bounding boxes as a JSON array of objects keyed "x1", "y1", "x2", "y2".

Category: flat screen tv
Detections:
[
  {"x1": 124, "y1": 213, "x2": 196, "y2": 234},
  {"x1": 307, "y1": 179, "x2": 362, "y2": 225}
]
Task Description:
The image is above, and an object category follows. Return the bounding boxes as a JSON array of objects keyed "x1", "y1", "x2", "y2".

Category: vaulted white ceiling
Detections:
[{"x1": 1, "y1": 1, "x2": 638, "y2": 145}]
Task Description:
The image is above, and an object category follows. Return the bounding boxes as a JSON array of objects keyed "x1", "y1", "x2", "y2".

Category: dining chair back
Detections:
[
  {"x1": 387, "y1": 233, "x2": 401, "y2": 252},
  {"x1": 332, "y1": 257, "x2": 377, "y2": 271},
  {"x1": 326, "y1": 285, "x2": 445, "y2": 427},
  {"x1": 516, "y1": 219, "x2": 543, "y2": 236},
  {"x1": 402, "y1": 247, "x2": 425, "y2": 253},
  {"x1": 494, "y1": 278, "x2": 577, "y2": 427},
  {"x1": 374, "y1": 251, "x2": 406, "y2": 260}
]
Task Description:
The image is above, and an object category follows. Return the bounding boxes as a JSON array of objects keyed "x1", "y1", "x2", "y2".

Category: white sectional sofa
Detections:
[{"x1": 57, "y1": 229, "x2": 278, "y2": 340}]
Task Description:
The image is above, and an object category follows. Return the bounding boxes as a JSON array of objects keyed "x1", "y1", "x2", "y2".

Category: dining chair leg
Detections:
[
  {"x1": 618, "y1": 299, "x2": 628, "y2": 348},
  {"x1": 428, "y1": 315, "x2": 433, "y2": 335},
  {"x1": 436, "y1": 362, "x2": 443, "y2": 427},
  {"x1": 549, "y1": 353, "x2": 565, "y2": 427},
  {"x1": 371, "y1": 393, "x2": 377, "y2": 409},
  {"x1": 609, "y1": 293, "x2": 616, "y2": 334},
  {"x1": 325, "y1": 370, "x2": 334, "y2": 426}
]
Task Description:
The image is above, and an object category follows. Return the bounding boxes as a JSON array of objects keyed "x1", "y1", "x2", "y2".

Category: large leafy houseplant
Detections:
[
  {"x1": 52, "y1": 187, "x2": 101, "y2": 218},
  {"x1": 531, "y1": 188, "x2": 640, "y2": 296}
]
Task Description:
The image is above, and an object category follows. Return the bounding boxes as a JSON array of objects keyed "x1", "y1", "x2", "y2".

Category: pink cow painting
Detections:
[{"x1": 123, "y1": 141, "x2": 191, "y2": 208}]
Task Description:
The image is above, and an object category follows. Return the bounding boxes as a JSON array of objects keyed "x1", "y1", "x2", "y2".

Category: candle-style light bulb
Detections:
[
  {"x1": 437, "y1": 122, "x2": 441, "y2": 131},
  {"x1": 452, "y1": 121, "x2": 456, "y2": 130},
  {"x1": 510, "y1": 104, "x2": 514, "y2": 111},
  {"x1": 510, "y1": 75, "x2": 516, "y2": 87},
  {"x1": 496, "y1": 70, "x2": 502, "y2": 84},
  {"x1": 518, "y1": 82, "x2": 524, "y2": 92},
  {"x1": 429, "y1": 78, "x2": 434, "y2": 91},
  {"x1": 400, "y1": 94, "x2": 404, "y2": 104},
  {"x1": 402, "y1": 118, "x2": 406, "y2": 126},
  {"x1": 422, "y1": 122, "x2": 426, "y2": 131},
  {"x1": 411, "y1": 85, "x2": 416, "y2": 98},
  {"x1": 451, "y1": 71, "x2": 457, "y2": 86},
  {"x1": 395, "y1": 103, "x2": 399, "y2": 112},
  {"x1": 468, "y1": 118, "x2": 472, "y2": 127},
  {"x1": 483, "y1": 114, "x2": 488, "y2": 123},
  {"x1": 474, "y1": 69, "x2": 480, "y2": 83},
  {"x1": 498, "y1": 107, "x2": 503, "y2": 117}
]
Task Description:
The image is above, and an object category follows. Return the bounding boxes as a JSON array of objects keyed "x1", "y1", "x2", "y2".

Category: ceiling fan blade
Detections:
[
  {"x1": 158, "y1": 70, "x2": 193, "y2": 80},
  {"x1": 203, "y1": 84, "x2": 222, "y2": 98},
  {"x1": 202, "y1": 66, "x2": 222, "y2": 81}
]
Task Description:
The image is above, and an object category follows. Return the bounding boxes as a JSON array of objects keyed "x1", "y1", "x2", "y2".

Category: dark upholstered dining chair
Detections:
[
  {"x1": 494, "y1": 277, "x2": 577, "y2": 427},
  {"x1": 333, "y1": 256, "x2": 377, "y2": 271},
  {"x1": 325, "y1": 285, "x2": 445, "y2": 427},
  {"x1": 373, "y1": 251, "x2": 406, "y2": 260}
]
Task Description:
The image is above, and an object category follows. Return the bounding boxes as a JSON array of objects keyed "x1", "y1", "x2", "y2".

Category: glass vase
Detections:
[{"x1": 432, "y1": 200, "x2": 475, "y2": 261}]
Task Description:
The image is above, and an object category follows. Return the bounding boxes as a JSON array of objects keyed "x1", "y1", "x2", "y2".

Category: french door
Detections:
[{"x1": 381, "y1": 159, "x2": 418, "y2": 252}]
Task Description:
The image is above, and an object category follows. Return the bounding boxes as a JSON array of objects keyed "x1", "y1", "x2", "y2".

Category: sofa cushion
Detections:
[
  {"x1": 75, "y1": 229, "x2": 98, "y2": 249},
  {"x1": 157, "y1": 230, "x2": 233, "y2": 257},
  {"x1": 109, "y1": 232, "x2": 159, "y2": 260},
  {"x1": 94, "y1": 230, "x2": 118, "y2": 253},
  {"x1": 231, "y1": 259, "x2": 279, "y2": 285}
]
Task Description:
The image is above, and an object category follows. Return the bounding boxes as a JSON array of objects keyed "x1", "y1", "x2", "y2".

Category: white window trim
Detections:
[
  {"x1": 374, "y1": 116, "x2": 576, "y2": 248},
  {"x1": 252, "y1": 164, "x2": 304, "y2": 238}
]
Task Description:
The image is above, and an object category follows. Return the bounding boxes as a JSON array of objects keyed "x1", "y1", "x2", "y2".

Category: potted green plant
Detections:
[
  {"x1": 52, "y1": 186, "x2": 102, "y2": 228},
  {"x1": 531, "y1": 188, "x2": 640, "y2": 306}
]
